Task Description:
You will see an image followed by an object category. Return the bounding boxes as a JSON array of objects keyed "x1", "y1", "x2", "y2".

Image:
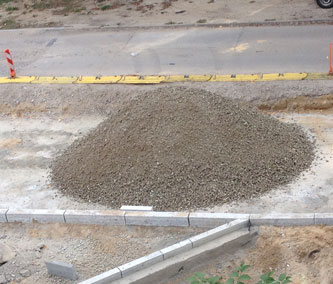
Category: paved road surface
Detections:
[{"x1": 0, "y1": 25, "x2": 332, "y2": 76}]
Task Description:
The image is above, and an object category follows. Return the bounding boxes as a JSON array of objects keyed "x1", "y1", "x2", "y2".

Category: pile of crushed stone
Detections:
[{"x1": 50, "y1": 87, "x2": 314, "y2": 211}]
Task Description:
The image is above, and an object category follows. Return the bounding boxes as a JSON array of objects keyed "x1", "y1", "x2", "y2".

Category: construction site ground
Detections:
[
  {"x1": 163, "y1": 225, "x2": 333, "y2": 284},
  {"x1": 0, "y1": 0, "x2": 332, "y2": 30},
  {"x1": 0, "y1": 81, "x2": 333, "y2": 213},
  {"x1": 0, "y1": 222, "x2": 204, "y2": 283}
]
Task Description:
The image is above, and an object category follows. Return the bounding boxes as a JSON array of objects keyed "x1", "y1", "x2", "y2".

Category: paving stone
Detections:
[
  {"x1": 189, "y1": 212, "x2": 250, "y2": 228},
  {"x1": 6, "y1": 209, "x2": 65, "y2": 223},
  {"x1": 45, "y1": 261, "x2": 78, "y2": 280},
  {"x1": 125, "y1": 211, "x2": 189, "y2": 227},
  {"x1": 0, "y1": 209, "x2": 8, "y2": 223},
  {"x1": 250, "y1": 213, "x2": 315, "y2": 226},
  {"x1": 315, "y1": 213, "x2": 333, "y2": 225},
  {"x1": 64, "y1": 210, "x2": 125, "y2": 225},
  {"x1": 190, "y1": 219, "x2": 249, "y2": 248},
  {"x1": 118, "y1": 251, "x2": 163, "y2": 277},
  {"x1": 160, "y1": 239, "x2": 193, "y2": 260},
  {"x1": 78, "y1": 268, "x2": 121, "y2": 284},
  {"x1": 120, "y1": 206, "x2": 153, "y2": 212}
]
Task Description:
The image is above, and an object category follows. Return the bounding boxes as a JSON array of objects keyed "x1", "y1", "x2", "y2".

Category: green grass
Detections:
[
  {"x1": 32, "y1": 0, "x2": 83, "y2": 14},
  {"x1": 0, "y1": 0, "x2": 13, "y2": 6}
]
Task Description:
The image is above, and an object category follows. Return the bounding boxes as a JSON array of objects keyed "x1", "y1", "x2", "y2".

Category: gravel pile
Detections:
[{"x1": 51, "y1": 87, "x2": 314, "y2": 211}]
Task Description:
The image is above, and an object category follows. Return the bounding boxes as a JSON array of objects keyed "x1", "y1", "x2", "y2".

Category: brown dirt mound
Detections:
[{"x1": 50, "y1": 87, "x2": 314, "y2": 211}]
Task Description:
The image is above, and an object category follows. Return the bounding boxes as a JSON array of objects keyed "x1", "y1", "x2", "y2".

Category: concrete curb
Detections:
[
  {"x1": 78, "y1": 219, "x2": 249, "y2": 284},
  {"x1": 0, "y1": 73, "x2": 332, "y2": 84},
  {"x1": 60, "y1": 18, "x2": 333, "y2": 32},
  {"x1": 6, "y1": 209, "x2": 65, "y2": 223},
  {"x1": 64, "y1": 210, "x2": 125, "y2": 226},
  {"x1": 1, "y1": 209, "x2": 333, "y2": 227},
  {"x1": 124, "y1": 211, "x2": 189, "y2": 227}
]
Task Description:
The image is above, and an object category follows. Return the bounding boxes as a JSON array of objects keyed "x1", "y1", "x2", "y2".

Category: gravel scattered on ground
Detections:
[
  {"x1": 50, "y1": 87, "x2": 315, "y2": 211},
  {"x1": 0, "y1": 223, "x2": 203, "y2": 284}
]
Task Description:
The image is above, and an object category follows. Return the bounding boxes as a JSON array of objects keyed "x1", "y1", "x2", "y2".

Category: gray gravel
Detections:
[{"x1": 50, "y1": 87, "x2": 315, "y2": 211}]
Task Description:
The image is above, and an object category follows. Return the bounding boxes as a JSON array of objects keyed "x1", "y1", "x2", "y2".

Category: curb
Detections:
[
  {"x1": 78, "y1": 219, "x2": 249, "y2": 284},
  {"x1": 2, "y1": 209, "x2": 333, "y2": 227},
  {"x1": 58, "y1": 19, "x2": 333, "y2": 31},
  {"x1": 0, "y1": 73, "x2": 332, "y2": 84}
]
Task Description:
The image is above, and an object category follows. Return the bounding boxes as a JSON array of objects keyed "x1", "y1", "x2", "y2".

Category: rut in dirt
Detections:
[{"x1": 50, "y1": 87, "x2": 314, "y2": 211}]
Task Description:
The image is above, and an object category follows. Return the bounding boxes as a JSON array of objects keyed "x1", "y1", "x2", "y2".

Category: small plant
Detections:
[
  {"x1": 187, "y1": 263, "x2": 292, "y2": 284},
  {"x1": 101, "y1": 5, "x2": 111, "y2": 10},
  {"x1": 6, "y1": 6, "x2": 18, "y2": 11},
  {"x1": 197, "y1": 19, "x2": 207, "y2": 24}
]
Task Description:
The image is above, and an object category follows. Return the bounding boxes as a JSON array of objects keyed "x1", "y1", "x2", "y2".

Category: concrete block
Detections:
[
  {"x1": 78, "y1": 268, "x2": 121, "y2": 284},
  {"x1": 0, "y1": 209, "x2": 8, "y2": 223},
  {"x1": 118, "y1": 251, "x2": 163, "y2": 277},
  {"x1": 64, "y1": 210, "x2": 125, "y2": 225},
  {"x1": 250, "y1": 213, "x2": 315, "y2": 226},
  {"x1": 121, "y1": 206, "x2": 153, "y2": 212},
  {"x1": 315, "y1": 213, "x2": 333, "y2": 225},
  {"x1": 125, "y1": 211, "x2": 189, "y2": 227},
  {"x1": 6, "y1": 209, "x2": 65, "y2": 223},
  {"x1": 160, "y1": 239, "x2": 193, "y2": 260},
  {"x1": 189, "y1": 212, "x2": 250, "y2": 228},
  {"x1": 190, "y1": 219, "x2": 249, "y2": 248},
  {"x1": 45, "y1": 261, "x2": 78, "y2": 280}
]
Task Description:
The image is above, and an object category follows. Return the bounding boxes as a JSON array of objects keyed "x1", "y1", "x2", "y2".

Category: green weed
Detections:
[{"x1": 187, "y1": 263, "x2": 292, "y2": 284}]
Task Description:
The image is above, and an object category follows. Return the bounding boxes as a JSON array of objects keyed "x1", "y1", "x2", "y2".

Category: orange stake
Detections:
[
  {"x1": 3, "y1": 49, "x2": 16, "y2": 78},
  {"x1": 330, "y1": 43, "x2": 333, "y2": 75}
]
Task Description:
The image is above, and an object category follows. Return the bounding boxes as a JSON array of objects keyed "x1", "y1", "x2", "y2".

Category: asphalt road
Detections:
[{"x1": 0, "y1": 25, "x2": 332, "y2": 76}]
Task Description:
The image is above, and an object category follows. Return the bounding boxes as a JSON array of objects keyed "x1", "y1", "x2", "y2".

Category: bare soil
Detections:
[
  {"x1": 0, "y1": 0, "x2": 331, "y2": 29},
  {"x1": 0, "y1": 222, "x2": 203, "y2": 283},
  {"x1": 50, "y1": 87, "x2": 314, "y2": 211},
  {"x1": 166, "y1": 226, "x2": 333, "y2": 284}
]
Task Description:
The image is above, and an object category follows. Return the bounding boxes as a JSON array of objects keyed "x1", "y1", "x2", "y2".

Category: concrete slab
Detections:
[
  {"x1": 250, "y1": 213, "x2": 315, "y2": 226},
  {"x1": 190, "y1": 219, "x2": 249, "y2": 248},
  {"x1": 120, "y1": 206, "x2": 153, "y2": 212},
  {"x1": 112, "y1": 228, "x2": 253, "y2": 284},
  {"x1": 64, "y1": 210, "x2": 125, "y2": 225},
  {"x1": 118, "y1": 251, "x2": 164, "y2": 277},
  {"x1": 160, "y1": 239, "x2": 193, "y2": 260},
  {"x1": 6, "y1": 209, "x2": 65, "y2": 223},
  {"x1": 315, "y1": 213, "x2": 333, "y2": 225},
  {"x1": 45, "y1": 261, "x2": 78, "y2": 280},
  {"x1": 189, "y1": 212, "x2": 250, "y2": 228},
  {"x1": 125, "y1": 211, "x2": 189, "y2": 227},
  {"x1": 78, "y1": 268, "x2": 122, "y2": 284},
  {"x1": 0, "y1": 209, "x2": 8, "y2": 222}
]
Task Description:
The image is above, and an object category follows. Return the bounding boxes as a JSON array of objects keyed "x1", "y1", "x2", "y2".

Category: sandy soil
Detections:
[
  {"x1": 0, "y1": 0, "x2": 332, "y2": 29},
  {"x1": 166, "y1": 226, "x2": 333, "y2": 284},
  {"x1": 0, "y1": 223, "x2": 203, "y2": 283}
]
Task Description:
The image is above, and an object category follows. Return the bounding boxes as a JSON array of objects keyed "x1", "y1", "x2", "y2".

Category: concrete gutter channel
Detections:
[{"x1": 1, "y1": 209, "x2": 333, "y2": 283}]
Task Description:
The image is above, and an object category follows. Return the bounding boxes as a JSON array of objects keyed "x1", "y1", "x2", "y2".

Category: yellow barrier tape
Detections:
[
  {"x1": 119, "y1": 75, "x2": 166, "y2": 84},
  {"x1": 0, "y1": 73, "x2": 332, "y2": 84},
  {"x1": 164, "y1": 75, "x2": 212, "y2": 82},
  {"x1": 31, "y1": 77, "x2": 78, "y2": 84},
  {"x1": 76, "y1": 76, "x2": 123, "y2": 84},
  {"x1": 260, "y1": 73, "x2": 307, "y2": 81},
  {"x1": 0, "y1": 76, "x2": 36, "y2": 83},
  {"x1": 210, "y1": 74, "x2": 260, "y2": 82}
]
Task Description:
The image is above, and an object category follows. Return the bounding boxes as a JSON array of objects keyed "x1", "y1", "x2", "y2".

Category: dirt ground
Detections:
[
  {"x1": 0, "y1": 0, "x2": 332, "y2": 29},
  {"x1": 166, "y1": 226, "x2": 333, "y2": 284},
  {"x1": 0, "y1": 223, "x2": 204, "y2": 283},
  {"x1": 0, "y1": 81, "x2": 333, "y2": 212}
]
